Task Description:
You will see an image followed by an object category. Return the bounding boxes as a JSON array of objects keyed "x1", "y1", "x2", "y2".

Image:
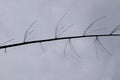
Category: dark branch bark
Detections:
[{"x1": 0, "y1": 34, "x2": 120, "y2": 49}]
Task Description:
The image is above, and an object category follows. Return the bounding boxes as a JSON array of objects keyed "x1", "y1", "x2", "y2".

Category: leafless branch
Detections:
[
  {"x1": 0, "y1": 39, "x2": 14, "y2": 53},
  {"x1": 87, "y1": 28, "x2": 106, "y2": 34},
  {"x1": 1, "y1": 39, "x2": 14, "y2": 46},
  {"x1": 58, "y1": 24, "x2": 74, "y2": 37},
  {"x1": 63, "y1": 39, "x2": 69, "y2": 57},
  {"x1": 23, "y1": 20, "x2": 37, "y2": 42},
  {"x1": 110, "y1": 24, "x2": 120, "y2": 35},
  {"x1": 95, "y1": 37, "x2": 111, "y2": 56},
  {"x1": 83, "y1": 16, "x2": 106, "y2": 36},
  {"x1": 94, "y1": 37, "x2": 99, "y2": 59},
  {"x1": 54, "y1": 12, "x2": 68, "y2": 38},
  {"x1": 0, "y1": 34, "x2": 120, "y2": 50},
  {"x1": 0, "y1": 17, "x2": 120, "y2": 58},
  {"x1": 69, "y1": 39, "x2": 80, "y2": 58},
  {"x1": 39, "y1": 42, "x2": 46, "y2": 53},
  {"x1": 63, "y1": 39, "x2": 80, "y2": 58}
]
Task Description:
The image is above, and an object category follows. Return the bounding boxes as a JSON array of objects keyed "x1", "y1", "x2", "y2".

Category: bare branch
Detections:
[
  {"x1": 83, "y1": 16, "x2": 106, "y2": 36},
  {"x1": 23, "y1": 20, "x2": 37, "y2": 42},
  {"x1": 0, "y1": 34, "x2": 120, "y2": 49},
  {"x1": 58, "y1": 24, "x2": 74, "y2": 37},
  {"x1": 69, "y1": 39, "x2": 80, "y2": 58},
  {"x1": 87, "y1": 28, "x2": 106, "y2": 34},
  {"x1": 1, "y1": 39, "x2": 14, "y2": 46},
  {"x1": 54, "y1": 12, "x2": 68, "y2": 38},
  {"x1": 39, "y1": 42, "x2": 46, "y2": 54},
  {"x1": 95, "y1": 37, "x2": 111, "y2": 56},
  {"x1": 93, "y1": 37, "x2": 99, "y2": 59},
  {"x1": 0, "y1": 39, "x2": 14, "y2": 54},
  {"x1": 26, "y1": 30, "x2": 34, "y2": 39},
  {"x1": 63, "y1": 39, "x2": 69, "y2": 57},
  {"x1": 110, "y1": 24, "x2": 120, "y2": 35},
  {"x1": 63, "y1": 39, "x2": 80, "y2": 58}
]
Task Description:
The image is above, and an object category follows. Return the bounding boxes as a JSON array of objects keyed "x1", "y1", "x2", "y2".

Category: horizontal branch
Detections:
[{"x1": 0, "y1": 34, "x2": 120, "y2": 49}]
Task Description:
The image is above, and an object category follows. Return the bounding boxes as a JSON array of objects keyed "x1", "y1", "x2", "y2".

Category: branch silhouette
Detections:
[
  {"x1": 0, "y1": 16, "x2": 120, "y2": 58},
  {"x1": 23, "y1": 20, "x2": 37, "y2": 42},
  {"x1": 0, "y1": 34, "x2": 120, "y2": 49},
  {"x1": 83, "y1": 16, "x2": 106, "y2": 36},
  {"x1": 54, "y1": 13, "x2": 68, "y2": 38},
  {"x1": 63, "y1": 39, "x2": 80, "y2": 58}
]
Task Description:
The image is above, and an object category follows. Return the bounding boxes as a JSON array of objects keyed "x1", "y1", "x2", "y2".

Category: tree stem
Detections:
[{"x1": 0, "y1": 34, "x2": 119, "y2": 49}]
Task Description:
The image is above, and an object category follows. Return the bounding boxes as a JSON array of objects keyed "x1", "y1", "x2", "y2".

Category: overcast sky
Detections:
[{"x1": 0, "y1": 0, "x2": 120, "y2": 80}]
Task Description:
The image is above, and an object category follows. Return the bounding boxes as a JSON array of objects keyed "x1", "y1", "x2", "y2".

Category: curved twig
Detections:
[
  {"x1": 87, "y1": 28, "x2": 106, "y2": 34},
  {"x1": 54, "y1": 12, "x2": 68, "y2": 38},
  {"x1": 110, "y1": 24, "x2": 120, "y2": 35},
  {"x1": 0, "y1": 39, "x2": 14, "y2": 53},
  {"x1": 83, "y1": 16, "x2": 106, "y2": 36},
  {"x1": 63, "y1": 39, "x2": 69, "y2": 57},
  {"x1": 1, "y1": 39, "x2": 14, "y2": 46},
  {"x1": 58, "y1": 24, "x2": 74, "y2": 37},
  {"x1": 0, "y1": 34, "x2": 120, "y2": 49},
  {"x1": 23, "y1": 21, "x2": 37, "y2": 42},
  {"x1": 95, "y1": 37, "x2": 111, "y2": 56},
  {"x1": 69, "y1": 39, "x2": 80, "y2": 58}
]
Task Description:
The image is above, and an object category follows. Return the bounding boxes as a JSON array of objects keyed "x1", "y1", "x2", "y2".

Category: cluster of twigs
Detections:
[{"x1": 1, "y1": 15, "x2": 120, "y2": 58}]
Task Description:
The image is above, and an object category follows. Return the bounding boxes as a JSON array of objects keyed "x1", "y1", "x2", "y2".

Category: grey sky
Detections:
[{"x1": 0, "y1": 0, "x2": 120, "y2": 80}]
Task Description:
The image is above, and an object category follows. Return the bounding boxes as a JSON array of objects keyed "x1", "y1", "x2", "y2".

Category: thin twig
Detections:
[
  {"x1": 83, "y1": 16, "x2": 106, "y2": 36},
  {"x1": 94, "y1": 37, "x2": 99, "y2": 59},
  {"x1": 69, "y1": 39, "x2": 80, "y2": 58},
  {"x1": 96, "y1": 37, "x2": 111, "y2": 56},
  {"x1": 54, "y1": 12, "x2": 68, "y2": 38},
  {"x1": 58, "y1": 24, "x2": 74, "y2": 37},
  {"x1": 110, "y1": 24, "x2": 120, "y2": 35},
  {"x1": 1, "y1": 39, "x2": 14, "y2": 46},
  {"x1": 0, "y1": 34, "x2": 120, "y2": 49},
  {"x1": 87, "y1": 28, "x2": 106, "y2": 34},
  {"x1": 26, "y1": 30, "x2": 34, "y2": 39},
  {"x1": 63, "y1": 39, "x2": 69, "y2": 57},
  {"x1": 23, "y1": 21, "x2": 37, "y2": 42},
  {"x1": 39, "y1": 42, "x2": 46, "y2": 53}
]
